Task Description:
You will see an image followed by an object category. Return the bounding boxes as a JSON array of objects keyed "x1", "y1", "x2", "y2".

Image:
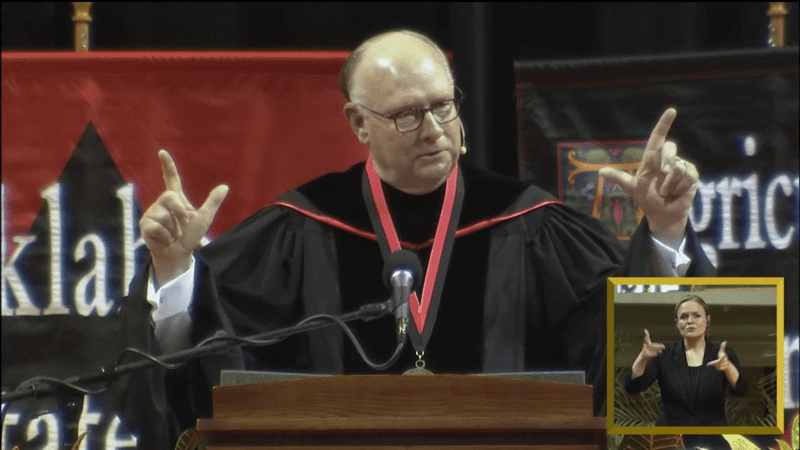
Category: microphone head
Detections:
[{"x1": 382, "y1": 249, "x2": 423, "y2": 290}]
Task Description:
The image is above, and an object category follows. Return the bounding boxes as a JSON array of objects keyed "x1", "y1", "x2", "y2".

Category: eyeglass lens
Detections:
[{"x1": 395, "y1": 101, "x2": 459, "y2": 132}]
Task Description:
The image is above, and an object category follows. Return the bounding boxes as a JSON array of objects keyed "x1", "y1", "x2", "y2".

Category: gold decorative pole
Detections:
[
  {"x1": 767, "y1": 2, "x2": 787, "y2": 47},
  {"x1": 72, "y1": 2, "x2": 92, "y2": 51}
]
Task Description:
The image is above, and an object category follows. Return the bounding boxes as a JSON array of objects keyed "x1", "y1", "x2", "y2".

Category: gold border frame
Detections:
[{"x1": 607, "y1": 277, "x2": 785, "y2": 435}]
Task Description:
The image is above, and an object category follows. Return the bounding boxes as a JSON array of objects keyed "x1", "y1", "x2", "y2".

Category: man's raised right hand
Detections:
[{"x1": 139, "y1": 150, "x2": 229, "y2": 285}]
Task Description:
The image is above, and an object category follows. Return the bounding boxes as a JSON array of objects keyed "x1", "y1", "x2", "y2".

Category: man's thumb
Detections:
[
  {"x1": 200, "y1": 184, "x2": 229, "y2": 221},
  {"x1": 598, "y1": 167, "x2": 635, "y2": 194}
]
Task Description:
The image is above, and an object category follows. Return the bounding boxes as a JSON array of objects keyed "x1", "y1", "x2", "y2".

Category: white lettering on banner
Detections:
[
  {"x1": 766, "y1": 175, "x2": 796, "y2": 250},
  {"x1": 743, "y1": 135, "x2": 757, "y2": 157},
  {"x1": 2, "y1": 236, "x2": 39, "y2": 316},
  {"x1": 689, "y1": 173, "x2": 800, "y2": 261},
  {"x1": 2, "y1": 183, "x2": 143, "y2": 316},
  {"x1": 104, "y1": 416, "x2": 138, "y2": 449},
  {"x1": 2, "y1": 184, "x2": 41, "y2": 316},
  {"x1": 41, "y1": 183, "x2": 68, "y2": 315},
  {"x1": 742, "y1": 174, "x2": 768, "y2": 249},
  {"x1": 2, "y1": 396, "x2": 138, "y2": 449},
  {"x1": 2, "y1": 412, "x2": 20, "y2": 450},
  {"x1": 714, "y1": 177, "x2": 744, "y2": 250},
  {"x1": 692, "y1": 180, "x2": 715, "y2": 231},
  {"x1": 116, "y1": 184, "x2": 145, "y2": 298},
  {"x1": 77, "y1": 395, "x2": 103, "y2": 450},
  {"x1": 74, "y1": 234, "x2": 113, "y2": 317},
  {"x1": 26, "y1": 413, "x2": 61, "y2": 450}
]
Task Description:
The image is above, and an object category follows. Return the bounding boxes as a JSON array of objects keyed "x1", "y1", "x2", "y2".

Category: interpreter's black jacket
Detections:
[{"x1": 625, "y1": 338, "x2": 747, "y2": 426}]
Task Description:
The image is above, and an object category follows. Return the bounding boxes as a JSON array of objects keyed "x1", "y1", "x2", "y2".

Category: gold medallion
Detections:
[
  {"x1": 403, "y1": 351, "x2": 434, "y2": 375},
  {"x1": 403, "y1": 367, "x2": 434, "y2": 375}
]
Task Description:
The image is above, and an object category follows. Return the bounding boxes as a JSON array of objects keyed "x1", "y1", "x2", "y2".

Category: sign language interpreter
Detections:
[{"x1": 625, "y1": 296, "x2": 746, "y2": 426}]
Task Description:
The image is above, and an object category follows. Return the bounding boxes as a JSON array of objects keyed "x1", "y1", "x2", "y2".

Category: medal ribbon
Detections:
[{"x1": 363, "y1": 156, "x2": 463, "y2": 350}]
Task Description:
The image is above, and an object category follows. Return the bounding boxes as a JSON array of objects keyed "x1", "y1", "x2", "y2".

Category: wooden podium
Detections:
[{"x1": 196, "y1": 374, "x2": 606, "y2": 449}]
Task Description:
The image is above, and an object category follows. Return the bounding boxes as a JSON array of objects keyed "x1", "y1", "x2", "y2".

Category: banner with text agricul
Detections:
[{"x1": 515, "y1": 47, "x2": 799, "y2": 440}]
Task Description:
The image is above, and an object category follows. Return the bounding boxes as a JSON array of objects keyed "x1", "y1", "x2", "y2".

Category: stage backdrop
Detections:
[
  {"x1": 516, "y1": 47, "x2": 799, "y2": 444},
  {"x1": 1, "y1": 51, "x2": 363, "y2": 449}
]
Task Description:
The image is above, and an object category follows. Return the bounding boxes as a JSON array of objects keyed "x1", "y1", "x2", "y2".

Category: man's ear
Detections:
[{"x1": 344, "y1": 103, "x2": 369, "y2": 144}]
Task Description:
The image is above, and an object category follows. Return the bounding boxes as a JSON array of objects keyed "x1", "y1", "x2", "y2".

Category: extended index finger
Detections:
[
  {"x1": 641, "y1": 109, "x2": 677, "y2": 171},
  {"x1": 644, "y1": 329, "x2": 652, "y2": 344},
  {"x1": 646, "y1": 108, "x2": 677, "y2": 152},
  {"x1": 159, "y1": 149, "x2": 184, "y2": 193}
]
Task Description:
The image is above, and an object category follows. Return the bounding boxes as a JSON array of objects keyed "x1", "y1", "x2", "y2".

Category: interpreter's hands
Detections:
[
  {"x1": 598, "y1": 108, "x2": 699, "y2": 248},
  {"x1": 707, "y1": 341, "x2": 732, "y2": 372},
  {"x1": 139, "y1": 150, "x2": 229, "y2": 284},
  {"x1": 639, "y1": 328, "x2": 666, "y2": 361}
]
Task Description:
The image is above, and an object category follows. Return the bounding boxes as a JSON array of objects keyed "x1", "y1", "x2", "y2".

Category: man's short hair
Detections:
[{"x1": 338, "y1": 29, "x2": 453, "y2": 102}]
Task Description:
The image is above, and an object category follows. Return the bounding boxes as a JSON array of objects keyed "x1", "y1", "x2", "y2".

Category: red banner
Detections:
[
  {"x1": 2, "y1": 51, "x2": 364, "y2": 246},
  {"x1": 2, "y1": 50, "x2": 365, "y2": 449}
]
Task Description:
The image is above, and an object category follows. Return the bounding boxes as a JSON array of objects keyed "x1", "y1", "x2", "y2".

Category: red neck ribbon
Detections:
[{"x1": 365, "y1": 156, "x2": 459, "y2": 335}]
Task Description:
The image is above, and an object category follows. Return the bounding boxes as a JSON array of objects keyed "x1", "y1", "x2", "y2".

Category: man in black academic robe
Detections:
[{"x1": 125, "y1": 29, "x2": 713, "y2": 447}]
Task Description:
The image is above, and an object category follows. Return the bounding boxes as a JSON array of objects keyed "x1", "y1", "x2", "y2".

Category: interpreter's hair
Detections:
[
  {"x1": 338, "y1": 29, "x2": 453, "y2": 102},
  {"x1": 674, "y1": 295, "x2": 710, "y2": 320}
]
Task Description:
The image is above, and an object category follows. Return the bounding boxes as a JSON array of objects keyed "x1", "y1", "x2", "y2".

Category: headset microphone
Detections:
[{"x1": 460, "y1": 122, "x2": 467, "y2": 155}]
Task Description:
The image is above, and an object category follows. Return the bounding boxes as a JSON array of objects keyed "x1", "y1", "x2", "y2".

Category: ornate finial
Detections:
[
  {"x1": 767, "y1": 2, "x2": 787, "y2": 47},
  {"x1": 72, "y1": 2, "x2": 93, "y2": 51}
]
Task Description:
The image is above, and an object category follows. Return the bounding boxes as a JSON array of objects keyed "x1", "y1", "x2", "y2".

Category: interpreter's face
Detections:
[
  {"x1": 354, "y1": 41, "x2": 461, "y2": 194},
  {"x1": 675, "y1": 300, "x2": 709, "y2": 340}
]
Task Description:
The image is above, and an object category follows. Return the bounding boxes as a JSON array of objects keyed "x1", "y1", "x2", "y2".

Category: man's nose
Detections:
[{"x1": 419, "y1": 111, "x2": 444, "y2": 136}]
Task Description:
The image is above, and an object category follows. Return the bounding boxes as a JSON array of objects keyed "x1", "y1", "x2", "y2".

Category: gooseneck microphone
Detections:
[
  {"x1": 382, "y1": 249, "x2": 423, "y2": 337},
  {"x1": 2, "y1": 252, "x2": 426, "y2": 404}
]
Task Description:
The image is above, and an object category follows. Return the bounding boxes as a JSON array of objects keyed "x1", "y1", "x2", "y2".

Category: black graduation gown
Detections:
[
  {"x1": 119, "y1": 161, "x2": 714, "y2": 447},
  {"x1": 198, "y1": 161, "x2": 715, "y2": 413},
  {"x1": 116, "y1": 254, "x2": 244, "y2": 449},
  {"x1": 624, "y1": 339, "x2": 748, "y2": 426}
]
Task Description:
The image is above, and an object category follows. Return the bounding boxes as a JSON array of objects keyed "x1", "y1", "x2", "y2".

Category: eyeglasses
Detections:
[{"x1": 357, "y1": 87, "x2": 464, "y2": 133}]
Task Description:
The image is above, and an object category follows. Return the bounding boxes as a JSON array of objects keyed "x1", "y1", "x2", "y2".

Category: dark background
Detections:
[
  {"x1": 3, "y1": 2, "x2": 797, "y2": 177},
  {"x1": 2, "y1": 4, "x2": 798, "y2": 445}
]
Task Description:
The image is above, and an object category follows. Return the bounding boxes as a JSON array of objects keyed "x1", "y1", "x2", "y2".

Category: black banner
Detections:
[{"x1": 516, "y1": 47, "x2": 799, "y2": 442}]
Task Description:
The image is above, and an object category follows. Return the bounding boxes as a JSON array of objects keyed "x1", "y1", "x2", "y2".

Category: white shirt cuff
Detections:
[
  {"x1": 650, "y1": 235, "x2": 692, "y2": 276},
  {"x1": 146, "y1": 256, "x2": 196, "y2": 323}
]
